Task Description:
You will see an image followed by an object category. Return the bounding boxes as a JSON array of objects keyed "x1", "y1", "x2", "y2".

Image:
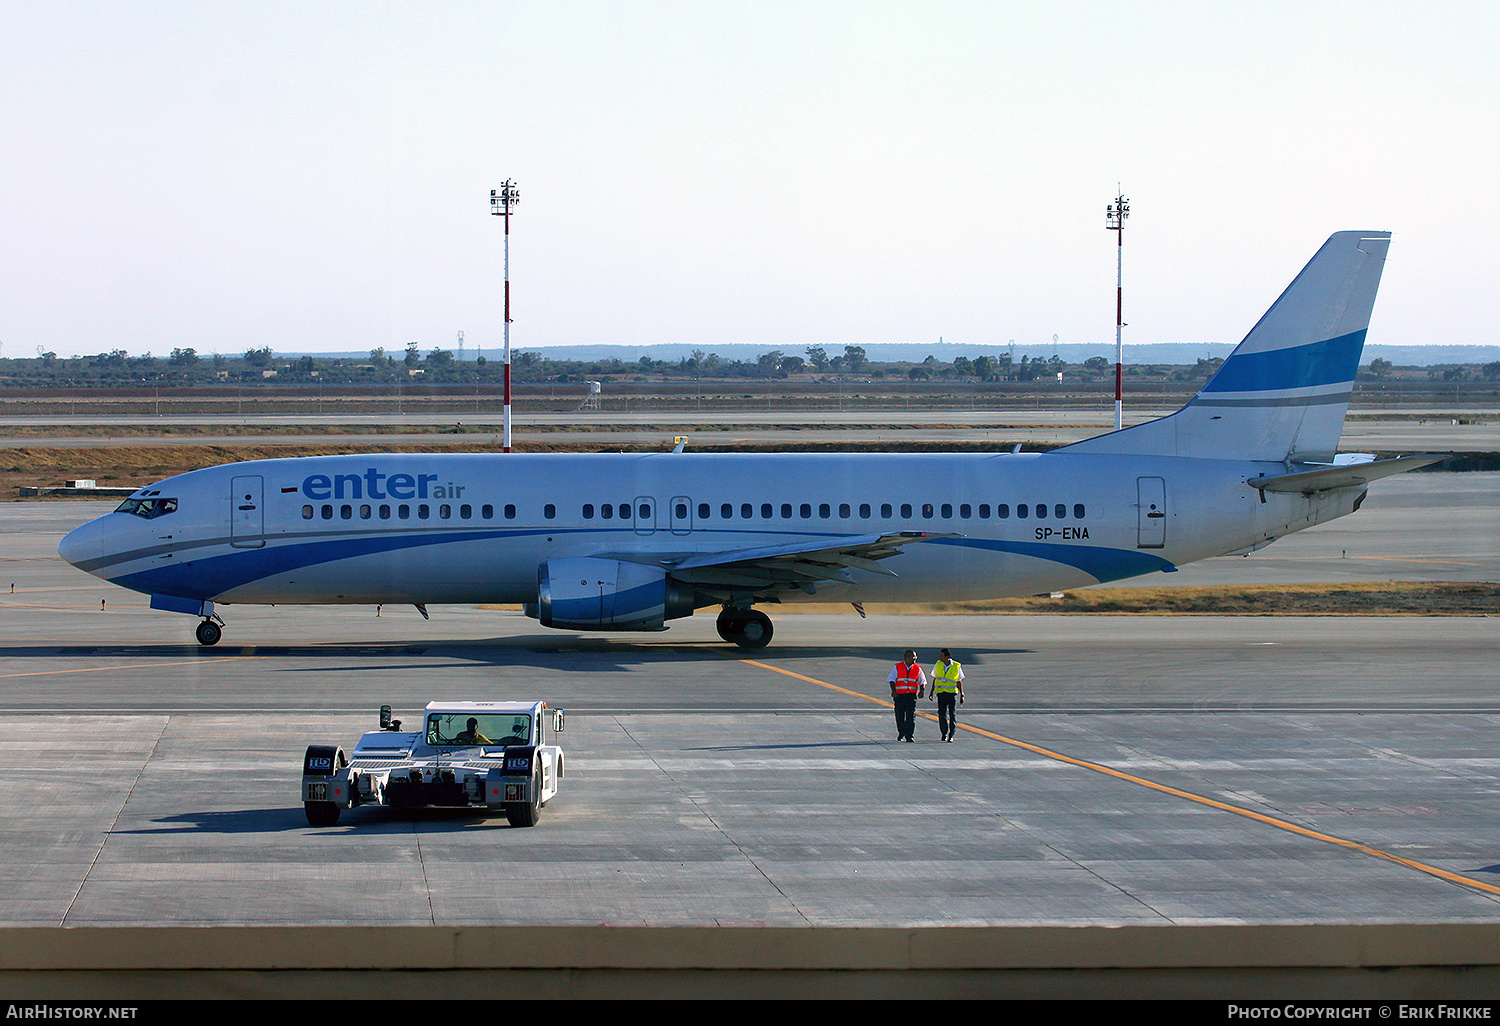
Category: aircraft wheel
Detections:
[
  {"x1": 732, "y1": 610, "x2": 773, "y2": 650},
  {"x1": 195, "y1": 620, "x2": 222, "y2": 647},
  {"x1": 715, "y1": 608, "x2": 739, "y2": 644},
  {"x1": 304, "y1": 801, "x2": 340, "y2": 827}
]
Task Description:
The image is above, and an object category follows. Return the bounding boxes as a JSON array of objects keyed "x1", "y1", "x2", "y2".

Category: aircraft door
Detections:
[
  {"x1": 1137, "y1": 477, "x2": 1166, "y2": 549},
  {"x1": 231, "y1": 475, "x2": 266, "y2": 548},
  {"x1": 633, "y1": 496, "x2": 657, "y2": 536},
  {"x1": 669, "y1": 495, "x2": 692, "y2": 535}
]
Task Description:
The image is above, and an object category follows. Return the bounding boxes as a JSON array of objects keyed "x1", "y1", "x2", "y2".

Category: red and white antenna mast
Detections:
[
  {"x1": 491, "y1": 180, "x2": 520, "y2": 451},
  {"x1": 1105, "y1": 189, "x2": 1129, "y2": 432}
]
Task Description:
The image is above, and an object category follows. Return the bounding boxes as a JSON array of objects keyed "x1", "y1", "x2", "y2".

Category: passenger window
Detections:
[
  {"x1": 839, "y1": 503, "x2": 851, "y2": 519},
  {"x1": 859, "y1": 503, "x2": 871, "y2": 518},
  {"x1": 341, "y1": 505, "x2": 352, "y2": 520},
  {"x1": 418, "y1": 504, "x2": 430, "y2": 520},
  {"x1": 676, "y1": 503, "x2": 689, "y2": 520},
  {"x1": 996, "y1": 504, "x2": 1007, "y2": 519},
  {"x1": 544, "y1": 504, "x2": 556, "y2": 520},
  {"x1": 881, "y1": 503, "x2": 893, "y2": 518},
  {"x1": 302, "y1": 505, "x2": 313, "y2": 520},
  {"x1": 900, "y1": 503, "x2": 912, "y2": 518},
  {"x1": 1055, "y1": 504, "x2": 1066, "y2": 519},
  {"x1": 504, "y1": 504, "x2": 517, "y2": 520},
  {"x1": 379, "y1": 505, "x2": 391, "y2": 520},
  {"x1": 583, "y1": 504, "x2": 595, "y2": 519},
  {"x1": 800, "y1": 503, "x2": 811, "y2": 519},
  {"x1": 638, "y1": 503, "x2": 651, "y2": 520},
  {"x1": 820, "y1": 503, "x2": 831, "y2": 519},
  {"x1": 780, "y1": 503, "x2": 792, "y2": 519},
  {"x1": 482, "y1": 504, "x2": 493, "y2": 519},
  {"x1": 600, "y1": 503, "x2": 613, "y2": 520},
  {"x1": 321, "y1": 505, "x2": 333, "y2": 520},
  {"x1": 979, "y1": 504, "x2": 991, "y2": 519},
  {"x1": 761, "y1": 503, "x2": 773, "y2": 519},
  {"x1": 440, "y1": 504, "x2": 451, "y2": 519},
  {"x1": 941, "y1": 503, "x2": 952, "y2": 518},
  {"x1": 698, "y1": 503, "x2": 710, "y2": 519},
  {"x1": 959, "y1": 504, "x2": 971, "y2": 519},
  {"x1": 1074, "y1": 503, "x2": 1086, "y2": 519},
  {"x1": 1036, "y1": 504, "x2": 1047, "y2": 519},
  {"x1": 1017, "y1": 504, "x2": 1028, "y2": 519},
  {"x1": 922, "y1": 503, "x2": 934, "y2": 519},
  {"x1": 398, "y1": 504, "x2": 410, "y2": 519},
  {"x1": 360, "y1": 504, "x2": 372, "y2": 519}
]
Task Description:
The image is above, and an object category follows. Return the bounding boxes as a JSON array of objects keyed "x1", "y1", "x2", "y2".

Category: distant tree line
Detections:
[{"x1": 0, "y1": 345, "x2": 1495, "y2": 388}]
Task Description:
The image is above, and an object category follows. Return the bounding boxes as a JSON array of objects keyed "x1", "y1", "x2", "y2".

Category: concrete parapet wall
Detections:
[{"x1": 5, "y1": 924, "x2": 1500, "y2": 998}]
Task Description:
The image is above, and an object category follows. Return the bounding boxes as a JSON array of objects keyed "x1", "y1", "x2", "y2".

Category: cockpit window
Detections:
[
  {"x1": 114, "y1": 497, "x2": 178, "y2": 520},
  {"x1": 425, "y1": 713, "x2": 531, "y2": 747}
]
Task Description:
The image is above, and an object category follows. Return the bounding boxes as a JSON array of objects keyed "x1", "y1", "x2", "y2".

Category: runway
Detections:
[{"x1": 1, "y1": 481, "x2": 1498, "y2": 930}]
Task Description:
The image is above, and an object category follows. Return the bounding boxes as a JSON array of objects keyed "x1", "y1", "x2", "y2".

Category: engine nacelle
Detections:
[{"x1": 535, "y1": 557, "x2": 696, "y2": 631}]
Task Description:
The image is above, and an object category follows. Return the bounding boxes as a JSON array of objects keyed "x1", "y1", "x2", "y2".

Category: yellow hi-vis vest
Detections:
[{"x1": 932, "y1": 660, "x2": 962, "y2": 693}]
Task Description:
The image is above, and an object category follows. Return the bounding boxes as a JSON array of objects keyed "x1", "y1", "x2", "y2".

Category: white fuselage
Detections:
[{"x1": 58, "y1": 449, "x2": 1358, "y2": 609}]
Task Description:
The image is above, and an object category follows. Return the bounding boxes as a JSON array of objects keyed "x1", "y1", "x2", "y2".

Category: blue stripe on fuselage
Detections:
[
  {"x1": 929, "y1": 537, "x2": 1175, "y2": 583},
  {"x1": 110, "y1": 529, "x2": 522, "y2": 598},
  {"x1": 113, "y1": 527, "x2": 1176, "y2": 601}
]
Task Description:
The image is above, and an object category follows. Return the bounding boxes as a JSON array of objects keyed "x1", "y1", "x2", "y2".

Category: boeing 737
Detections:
[{"x1": 59, "y1": 231, "x2": 1433, "y2": 649}]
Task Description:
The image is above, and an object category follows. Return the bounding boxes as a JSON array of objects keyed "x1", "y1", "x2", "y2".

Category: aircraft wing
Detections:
[
  {"x1": 1246, "y1": 455, "x2": 1444, "y2": 495},
  {"x1": 664, "y1": 531, "x2": 957, "y2": 589}
]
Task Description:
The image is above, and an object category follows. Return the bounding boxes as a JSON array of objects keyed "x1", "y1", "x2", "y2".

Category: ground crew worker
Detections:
[
  {"x1": 454, "y1": 717, "x2": 491, "y2": 745},
  {"x1": 887, "y1": 649, "x2": 926, "y2": 742},
  {"x1": 929, "y1": 648, "x2": 965, "y2": 742}
]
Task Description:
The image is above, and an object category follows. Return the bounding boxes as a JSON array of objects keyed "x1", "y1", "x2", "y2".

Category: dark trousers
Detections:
[
  {"x1": 893, "y1": 694, "x2": 917, "y2": 740},
  {"x1": 936, "y1": 693, "x2": 957, "y2": 738}
]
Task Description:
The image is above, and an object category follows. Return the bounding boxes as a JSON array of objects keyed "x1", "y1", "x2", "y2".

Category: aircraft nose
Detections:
[{"x1": 58, "y1": 517, "x2": 107, "y2": 569}]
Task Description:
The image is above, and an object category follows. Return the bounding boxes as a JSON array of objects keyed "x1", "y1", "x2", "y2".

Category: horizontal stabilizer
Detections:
[{"x1": 1246, "y1": 456, "x2": 1444, "y2": 495}]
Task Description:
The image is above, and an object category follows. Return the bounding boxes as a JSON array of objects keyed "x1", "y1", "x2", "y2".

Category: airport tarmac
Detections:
[{"x1": 0, "y1": 477, "x2": 1497, "y2": 932}]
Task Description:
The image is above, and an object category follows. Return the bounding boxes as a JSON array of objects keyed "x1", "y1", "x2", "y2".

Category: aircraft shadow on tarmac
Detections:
[
  {"x1": 2, "y1": 636, "x2": 1030, "y2": 671},
  {"x1": 685, "y1": 740, "x2": 891, "y2": 752}
]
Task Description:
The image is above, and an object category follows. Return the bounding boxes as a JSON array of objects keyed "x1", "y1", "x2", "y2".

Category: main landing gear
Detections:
[{"x1": 716, "y1": 607, "x2": 773, "y2": 650}]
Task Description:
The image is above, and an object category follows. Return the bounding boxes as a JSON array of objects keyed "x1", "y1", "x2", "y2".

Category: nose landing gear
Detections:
[
  {"x1": 195, "y1": 618, "x2": 223, "y2": 646},
  {"x1": 716, "y1": 607, "x2": 773, "y2": 650}
]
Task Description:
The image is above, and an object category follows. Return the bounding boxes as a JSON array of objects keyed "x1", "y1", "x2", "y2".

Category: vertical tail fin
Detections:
[{"x1": 1061, "y1": 231, "x2": 1391, "y2": 463}]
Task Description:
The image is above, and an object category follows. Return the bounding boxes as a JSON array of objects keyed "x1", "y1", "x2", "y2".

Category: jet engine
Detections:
[{"x1": 532, "y1": 557, "x2": 696, "y2": 631}]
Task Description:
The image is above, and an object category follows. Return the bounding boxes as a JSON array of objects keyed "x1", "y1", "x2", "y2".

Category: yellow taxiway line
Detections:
[{"x1": 742, "y1": 657, "x2": 1500, "y2": 899}]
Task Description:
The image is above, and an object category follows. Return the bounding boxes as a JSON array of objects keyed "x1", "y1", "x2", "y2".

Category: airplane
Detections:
[{"x1": 59, "y1": 230, "x2": 1436, "y2": 650}]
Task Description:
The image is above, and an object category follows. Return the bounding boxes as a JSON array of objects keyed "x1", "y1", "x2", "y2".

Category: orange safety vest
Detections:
[{"x1": 892, "y1": 661, "x2": 923, "y2": 695}]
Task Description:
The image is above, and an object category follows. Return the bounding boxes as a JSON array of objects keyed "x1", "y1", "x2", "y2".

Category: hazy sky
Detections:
[{"x1": 2, "y1": 1, "x2": 1496, "y2": 360}]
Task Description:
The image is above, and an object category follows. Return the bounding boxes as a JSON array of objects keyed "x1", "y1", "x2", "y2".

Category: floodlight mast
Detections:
[
  {"x1": 1106, "y1": 191, "x2": 1129, "y2": 432},
  {"x1": 491, "y1": 181, "x2": 520, "y2": 451}
]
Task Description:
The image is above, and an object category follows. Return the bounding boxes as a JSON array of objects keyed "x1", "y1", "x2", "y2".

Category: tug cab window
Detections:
[
  {"x1": 425, "y1": 712, "x2": 532, "y2": 747},
  {"x1": 114, "y1": 497, "x2": 178, "y2": 520}
]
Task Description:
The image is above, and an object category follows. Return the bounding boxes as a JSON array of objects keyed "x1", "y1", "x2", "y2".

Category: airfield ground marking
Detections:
[
  {"x1": 1252, "y1": 555, "x2": 1483, "y2": 566},
  {"x1": 0, "y1": 659, "x2": 237, "y2": 680},
  {"x1": 740, "y1": 657, "x2": 1500, "y2": 900}
]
